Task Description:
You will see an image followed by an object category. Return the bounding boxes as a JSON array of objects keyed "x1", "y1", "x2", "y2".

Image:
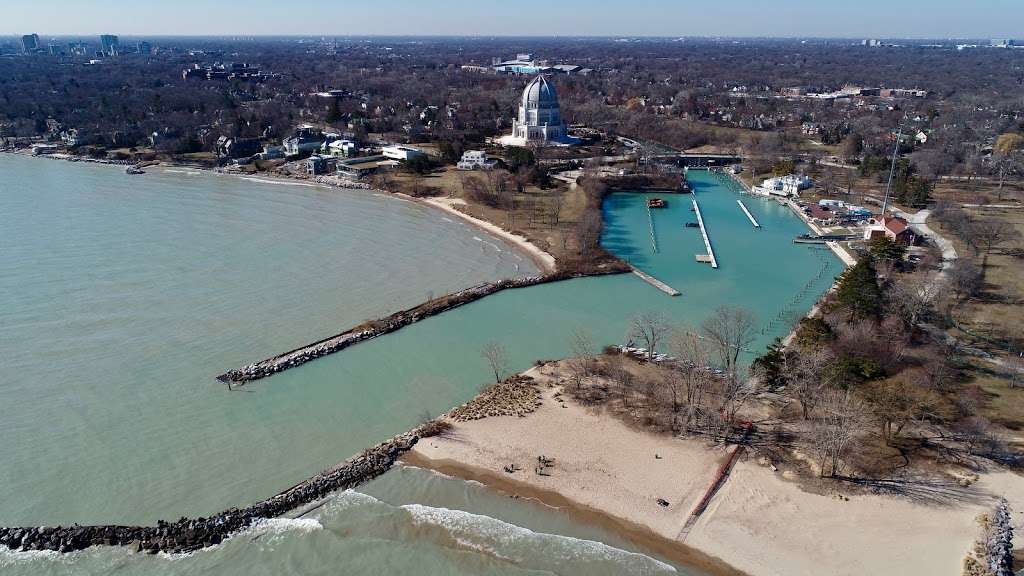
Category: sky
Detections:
[{"x1": 2, "y1": 0, "x2": 1021, "y2": 38}]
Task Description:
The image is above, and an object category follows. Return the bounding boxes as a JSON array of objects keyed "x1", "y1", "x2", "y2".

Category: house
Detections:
[
  {"x1": 335, "y1": 155, "x2": 399, "y2": 179},
  {"x1": 31, "y1": 144, "x2": 59, "y2": 155},
  {"x1": 216, "y1": 136, "x2": 262, "y2": 159},
  {"x1": 382, "y1": 145, "x2": 425, "y2": 162},
  {"x1": 283, "y1": 126, "x2": 324, "y2": 157},
  {"x1": 306, "y1": 155, "x2": 336, "y2": 175},
  {"x1": 801, "y1": 122, "x2": 822, "y2": 135},
  {"x1": 752, "y1": 174, "x2": 813, "y2": 197},
  {"x1": 456, "y1": 150, "x2": 496, "y2": 170},
  {"x1": 325, "y1": 139, "x2": 359, "y2": 158},
  {"x1": 60, "y1": 129, "x2": 85, "y2": 147},
  {"x1": 807, "y1": 204, "x2": 837, "y2": 224},
  {"x1": 864, "y1": 216, "x2": 917, "y2": 245},
  {"x1": 256, "y1": 146, "x2": 285, "y2": 160}
]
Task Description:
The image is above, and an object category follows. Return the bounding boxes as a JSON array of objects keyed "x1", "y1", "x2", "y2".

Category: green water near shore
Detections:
[{"x1": 0, "y1": 156, "x2": 841, "y2": 574}]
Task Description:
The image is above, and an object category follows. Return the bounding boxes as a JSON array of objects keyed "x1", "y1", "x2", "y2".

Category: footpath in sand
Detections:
[{"x1": 406, "y1": 365, "x2": 1022, "y2": 576}]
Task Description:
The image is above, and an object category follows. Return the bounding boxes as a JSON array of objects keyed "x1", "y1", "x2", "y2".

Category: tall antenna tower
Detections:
[{"x1": 881, "y1": 116, "x2": 906, "y2": 214}]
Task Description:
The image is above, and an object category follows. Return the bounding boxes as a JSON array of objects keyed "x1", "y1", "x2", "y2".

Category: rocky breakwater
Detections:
[
  {"x1": 0, "y1": 430, "x2": 425, "y2": 555},
  {"x1": 218, "y1": 275, "x2": 554, "y2": 385}
]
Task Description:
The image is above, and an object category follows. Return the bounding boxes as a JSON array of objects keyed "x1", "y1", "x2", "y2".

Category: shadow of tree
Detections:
[{"x1": 833, "y1": 474, "x2": 987, "y2": 506}]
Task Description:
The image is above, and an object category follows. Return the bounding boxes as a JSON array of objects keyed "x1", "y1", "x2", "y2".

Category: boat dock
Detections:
[
  {"x1": 631, "y1": 267, "x2": 680, "y2": 296},
  {"x1": 736, "y1": 199, "x2": 760, "y2": 228},
  {"x1": 646, "y1": 201, "x2": 659, "y2": 253},
  {"x1": 691, "y1": 196, "x2": 719, "y2": 269}
]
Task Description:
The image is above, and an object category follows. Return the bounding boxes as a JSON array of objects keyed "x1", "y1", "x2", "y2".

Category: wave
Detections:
[
  {"x1": 161, "y1": 169, "x2": 203, "y2": 175},
  {"x1": 239, "y1": 177, "x2": 318, "y2": 188},
  {"x1": 401, "y1": 504, "x2": 677, "y2": 574},
  {"x1": 472, "y1": 236, "x2": 504, "y2": 253}
]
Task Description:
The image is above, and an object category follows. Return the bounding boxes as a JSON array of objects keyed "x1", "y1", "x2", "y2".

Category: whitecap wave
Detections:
[
  {"x1": 320, "y1": 489, "x2": 385, "y2": 515},
  {"x1": 162, "y1": 169, "x2": 202, "y2": 175},
  {"x1": 239, "y1": 177, "x2": 317, "y2": 188},
  {"x1": 245, "y1": 516, "x2": 323, "y2": 548},
  {"x1": 401, "y1": 504, "x2": 676, "y2": 574},
  {"x1": 0, "y1": 547, "x2": 69, "y2": 567}
]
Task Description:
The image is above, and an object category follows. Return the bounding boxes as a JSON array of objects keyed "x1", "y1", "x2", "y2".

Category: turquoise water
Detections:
[{"x1": 0, "y1": 156, "x2": 841, "y2": 574}]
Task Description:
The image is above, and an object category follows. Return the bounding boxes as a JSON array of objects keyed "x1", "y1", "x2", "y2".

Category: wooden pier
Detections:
[
  {"x1": 631, "y1": 267, "x2": 680, "y2": 296},
  {"x1": 691, "y1": 196, "x2": 719, "y2": 269},
  {"x1": 736, "y1": 199, "x2": 760, "y2": 228}
]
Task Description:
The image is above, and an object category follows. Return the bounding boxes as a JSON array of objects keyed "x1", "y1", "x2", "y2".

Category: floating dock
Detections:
[
  {"x1": 690, "y1": 196, "x2": 719, "y2": 269},
  {"x1": 631, "y1": 267, "x2": 680, "y2": 296},
  {"x1": 646, "y1": 201, "x2": 659, "y2": 253},
  {"x1": 736, "y1": 199, "x2": 760, "y2": 228}
]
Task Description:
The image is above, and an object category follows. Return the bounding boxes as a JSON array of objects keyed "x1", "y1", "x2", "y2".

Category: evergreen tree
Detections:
[
  {"x1": 835, "y1": 255, "x2": 883, "y2": 320},
  {"x1": 868, "y1": 236, "x2": 906, "y2": 263},
  {"x1": 325, "y1": 98, "x2": 341, "y2": 125},
  {"x1": 752, "y1": 338, "x2": 787, "y2": 389}
]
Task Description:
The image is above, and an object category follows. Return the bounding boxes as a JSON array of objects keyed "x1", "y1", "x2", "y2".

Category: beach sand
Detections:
[
  {"x1": 407, "y1": 365, "x2": 1021, "y2": 576},
  {"x1": 420, "y1": 196, "x2": 558, "y2": 274}
]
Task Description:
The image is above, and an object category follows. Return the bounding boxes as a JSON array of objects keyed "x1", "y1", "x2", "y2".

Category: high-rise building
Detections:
[
  {"x1": 100, "y1": 34, "x2": 120, "y2": 56},
  {"x1": 21, "y1": 34, "x2": 40, "y2": 53},
  {"x1": 137, "y1": 41, "x2": 152, "y2": 55}
]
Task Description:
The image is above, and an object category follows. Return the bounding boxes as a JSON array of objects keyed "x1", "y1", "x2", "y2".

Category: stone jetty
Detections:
[
  {"x1": 0, "y1": 430, "x2": 424, "y2": 555},
  {"x1": 218, "y1": 269, "x2": 628, "y2": 385}
]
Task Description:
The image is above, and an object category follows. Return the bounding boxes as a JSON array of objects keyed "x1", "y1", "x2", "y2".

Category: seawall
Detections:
[
  {"x1": 217, "y1": 269, "x2": 629, "y2": 384},
  {"x1": 0, "y1": 429, "x2": 426, "y2": 555}
]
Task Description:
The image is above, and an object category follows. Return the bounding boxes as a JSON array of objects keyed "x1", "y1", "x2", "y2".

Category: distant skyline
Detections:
[{"x1": 2, "y1": 0, "x2": 1022, "y2": 39}]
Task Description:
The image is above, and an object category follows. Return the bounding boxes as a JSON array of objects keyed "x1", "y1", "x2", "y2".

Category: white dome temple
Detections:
[{"x1": 500, "y1": 75, "x2": 578, "y2": 147}]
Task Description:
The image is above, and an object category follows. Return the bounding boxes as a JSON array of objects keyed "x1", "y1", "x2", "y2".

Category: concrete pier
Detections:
[
  {"x1": 691, "y1": 196, "x2": 719, "y2": 269},
  {"x1": 631, "y1": 267, "x2": 680, "y2": 296},
  {"x1": 646, "y1": 202, "x2": 659, "y2": 253},
  {"x1": 737, "y1": 199, "x2": 760, "y2": 228}
]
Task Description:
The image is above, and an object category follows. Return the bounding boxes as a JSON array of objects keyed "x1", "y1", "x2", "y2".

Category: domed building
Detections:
[{"x1": 500, "y1": 75, "x2": 577, "y2": 147}]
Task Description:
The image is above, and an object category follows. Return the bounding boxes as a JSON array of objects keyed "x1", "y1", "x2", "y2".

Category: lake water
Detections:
[{"x1": 0, "y1": 156, "x2": 842, "y2": 575}]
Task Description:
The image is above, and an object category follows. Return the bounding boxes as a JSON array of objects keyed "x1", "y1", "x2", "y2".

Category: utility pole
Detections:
[{"x1": 881, "y1": 116, "x2": 906, "y2": 215}]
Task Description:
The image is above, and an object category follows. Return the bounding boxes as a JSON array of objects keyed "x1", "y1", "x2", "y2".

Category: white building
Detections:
[
  {"x1": 456, "y1": 150, "x2": 496, "y2": 170},
  {"x1": 60, "y1": 129, "x2": 83, "y2": 147},
  {"x1": 752, "y1": 174, "x2": 813, "y2": 198},
  {"x1": 499, "y1": 75, "x2": 577, "y2": 147},
  {"x1": 382, "y1": 145, "x2": 425, "y2": 162},
  {"x1": 325, "y1": 139, "x2": 359, "y2": 158}
]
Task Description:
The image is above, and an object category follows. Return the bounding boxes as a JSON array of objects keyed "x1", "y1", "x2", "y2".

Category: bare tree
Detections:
[
  {"x1": 888, "y1": 272, "x2": 938, "y2": 329},
  {"x1": 968, "y1": 219, "x2": 1020, "y2": 272},
  {"x1": 701, "y1": 305, "x2": 756, "y2": 376},
  {"x1": 669, "y1": 331, "x2": 714, "y2": 433},
  {"x1": 808, "y1": 389, "x2": 865, "y2": 478},
  {"x1": 566, "y1": 327, "x2": 596, "y2": 389},
  {"x1": 787, "y1": 347, "x2": 836, "y2": 420},
  {"x1": 627, "y1": 312, "x2": 670, "y2": 361},
  {"x1": 948, "y1": 260, "x2": 984, "y2": 302},
  {"x1": 480, "y1": 342, "x2": 508, "y2": 383}
]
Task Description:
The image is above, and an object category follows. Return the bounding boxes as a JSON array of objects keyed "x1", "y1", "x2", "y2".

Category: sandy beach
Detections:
[
  {"x1": 419, "y1": 196, "x2": 558, "y2": 274},
  {"x1": 407, "y1": 364, "x2": 1022, "y2": 576}
]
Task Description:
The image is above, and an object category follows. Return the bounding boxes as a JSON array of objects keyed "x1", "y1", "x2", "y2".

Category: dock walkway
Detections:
[
  {"x1": 631, "y1": 267, "x2": 680, "y2": 296},
  {"x1": 646, "y1": 202, "x2": 659, "y2": 253},
  {"x1": 691, "y1": 196, "x2": 719, "y2": 269},
  {"x1": 736, "y1": 199, "x2": 760, "y2": 228}
]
